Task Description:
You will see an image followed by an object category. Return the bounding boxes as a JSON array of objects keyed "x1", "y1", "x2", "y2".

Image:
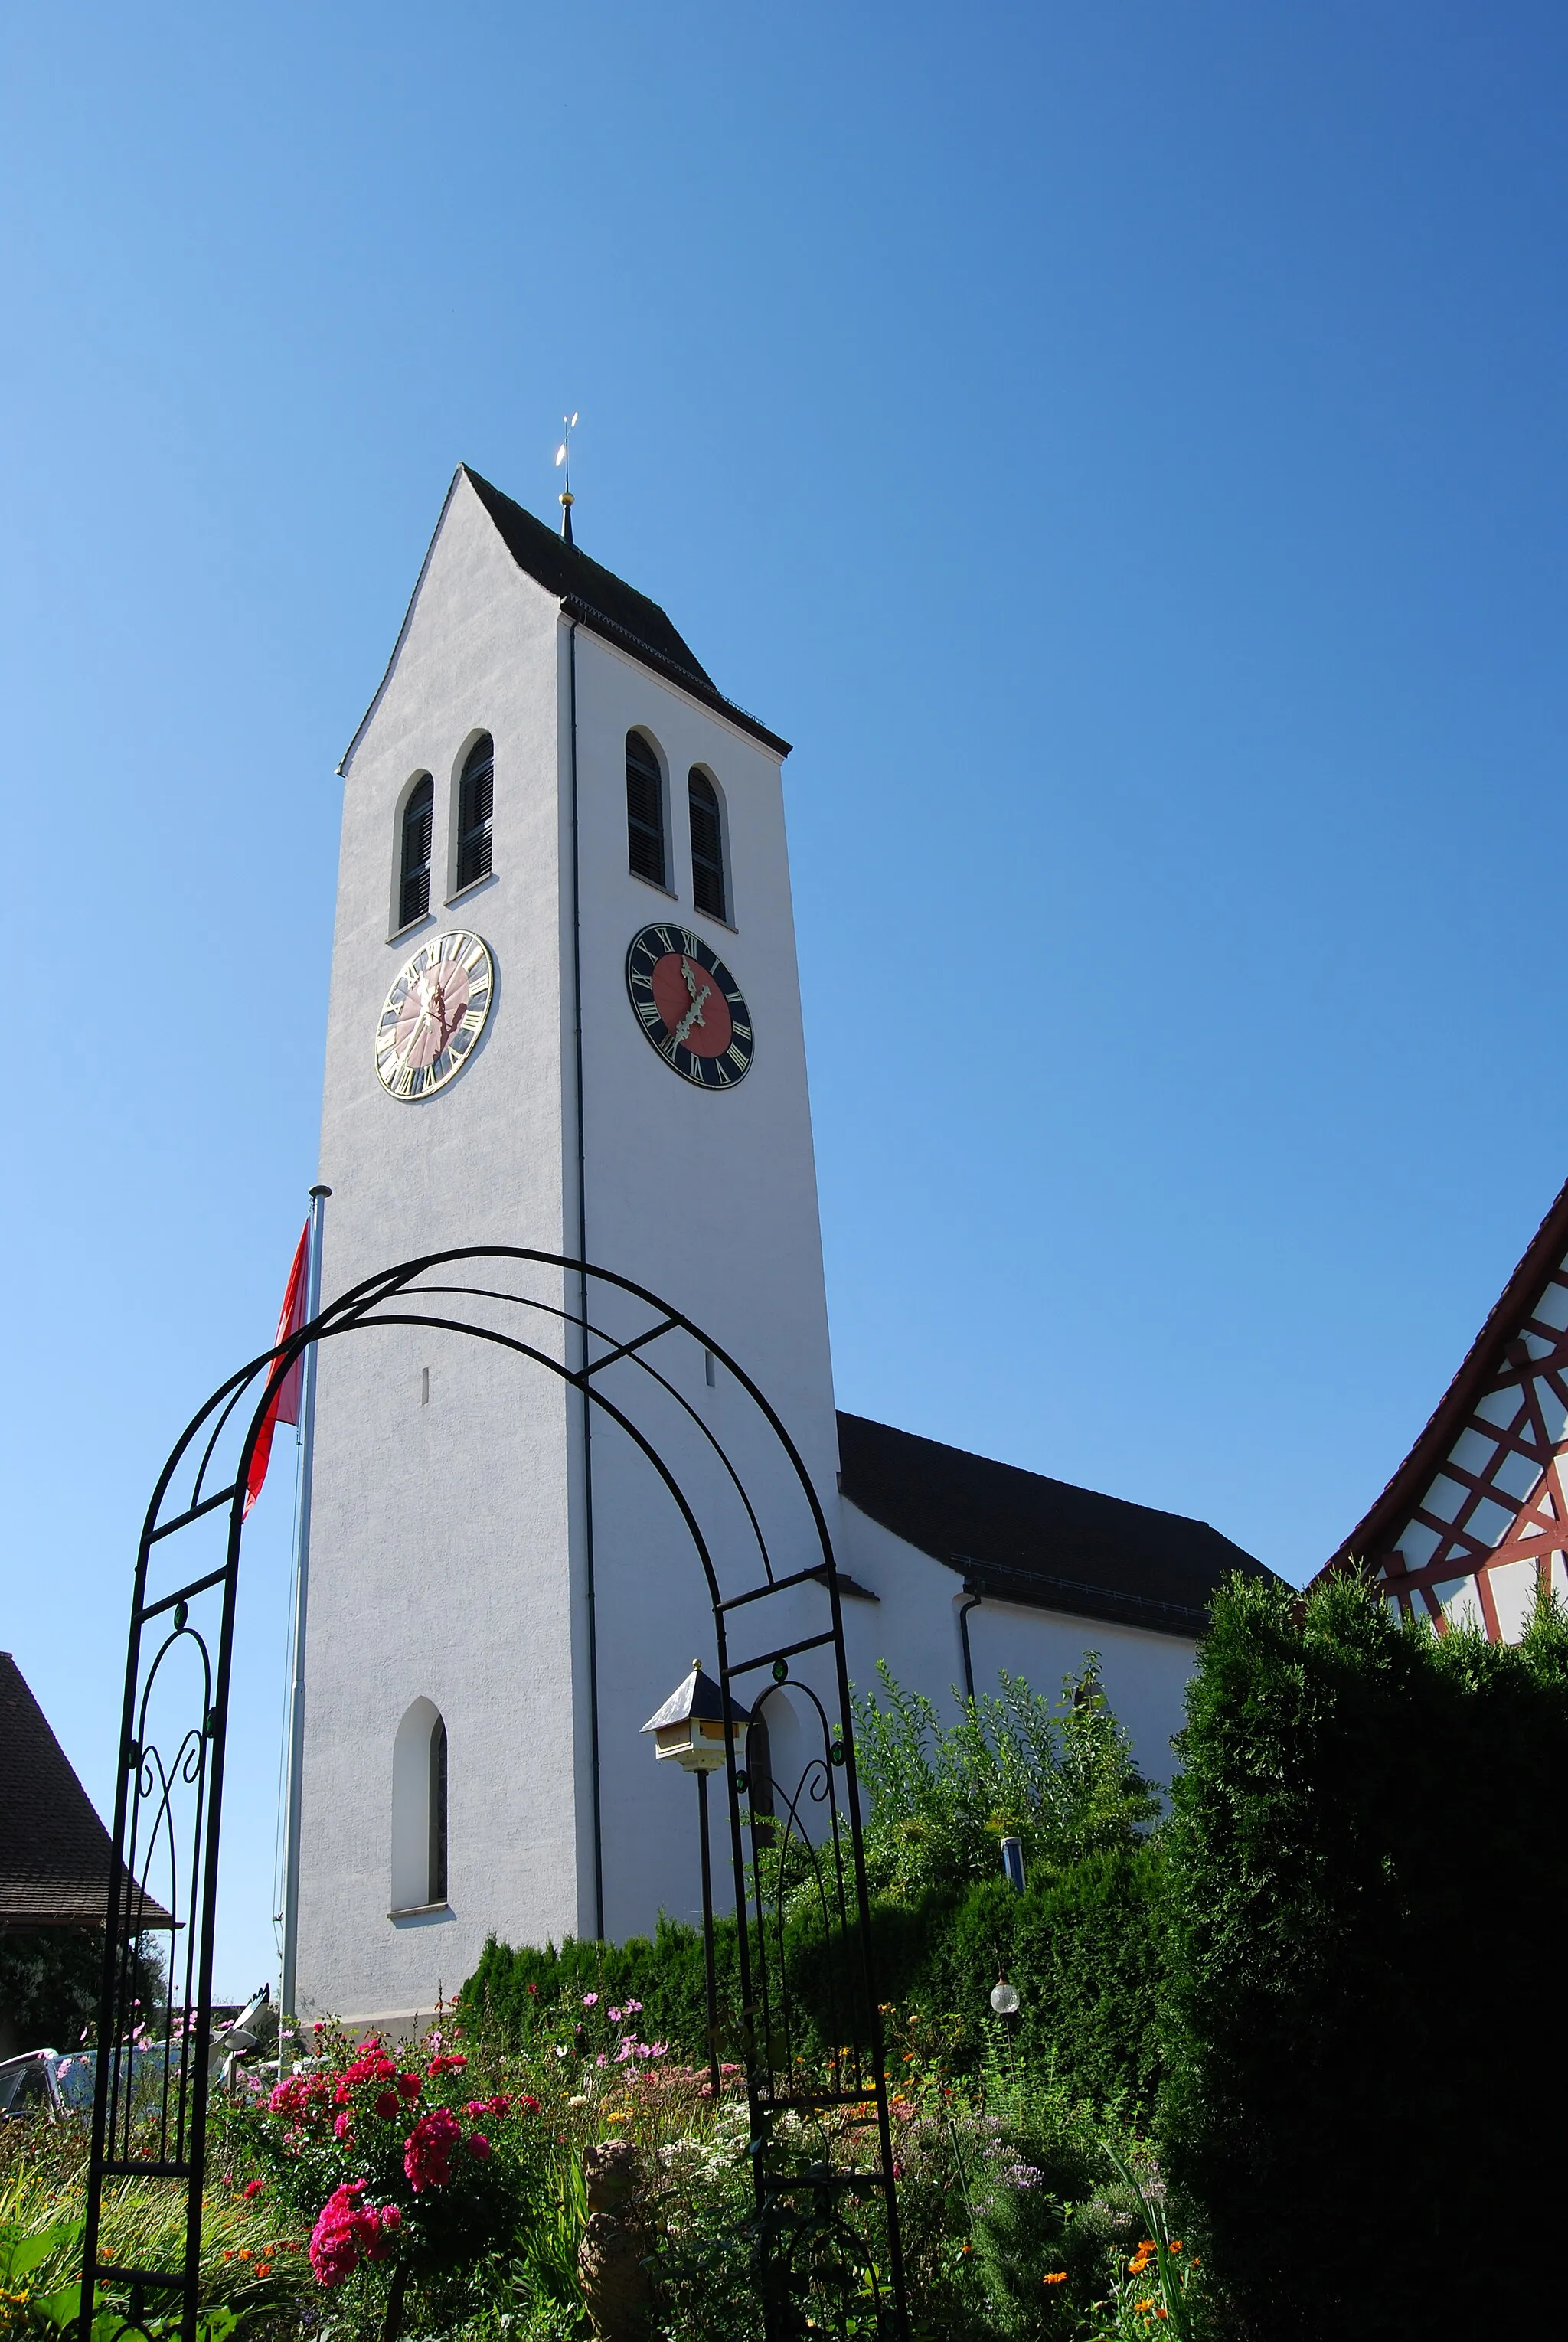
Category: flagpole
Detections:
[{"x1": 279, "y1": 1183, "x2": 331, "y2": 2030}]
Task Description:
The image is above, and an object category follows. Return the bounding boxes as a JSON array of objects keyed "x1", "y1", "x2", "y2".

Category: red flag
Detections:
[{"x1": 244, "y1": 1223, "x2": 310, "y2": 1517}]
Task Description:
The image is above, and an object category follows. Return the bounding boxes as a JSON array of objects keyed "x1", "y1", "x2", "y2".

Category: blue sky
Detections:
[{"x1": 4, "y1": 2, "x2": 1566, "y2": 1996}]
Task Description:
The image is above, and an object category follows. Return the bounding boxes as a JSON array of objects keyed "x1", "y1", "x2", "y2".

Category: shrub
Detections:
[
  {"x1": 1160, "y1": 1572, "x2": 1568, "y2": 2341},
  {"x1": 459, "y1": 1916, "x2": 743, "y2": 2067},
  {"x1": 851, "y1": 1662, "x2": 1160, "y2": 1904}
]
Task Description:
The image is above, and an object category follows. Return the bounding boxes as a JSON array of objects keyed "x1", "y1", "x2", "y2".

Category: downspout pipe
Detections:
[
  {"x1": 957, "y1": 1587, "x2": 982, "y2": 1706},
  {"x1": 567, "y1": 616, "x2": 604, "y2": 1941}
]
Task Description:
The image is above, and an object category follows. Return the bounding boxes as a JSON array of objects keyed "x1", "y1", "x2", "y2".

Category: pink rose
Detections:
[
  {"x1": 404, "y1": 2106, "x2": 462, "y2": 2191},
  {"x1": 466, "y1": 2132, "x2": 492, "y2": 2159}
]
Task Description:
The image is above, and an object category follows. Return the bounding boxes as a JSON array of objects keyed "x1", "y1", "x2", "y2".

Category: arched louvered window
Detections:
[
  {"x1": 398, "y1": 776, "x2": 434, "y2": 929},
  {"x1": 688, "y1": 769, "x2": 727, "y2": 920},
  {"x1": 456, "y1": 735, "x2": 494, "y2": 890},
  {"x1": 626, "y1": 731, "x2": 666, "y2": 887},
  {"x1": 428, "y1": 1715, "x2": 448, "y2": 1904}
]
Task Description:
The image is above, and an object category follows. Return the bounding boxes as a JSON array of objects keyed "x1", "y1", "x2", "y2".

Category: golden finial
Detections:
[{"x1": 554, "y1": 412, "x2": 579, "y2": 544}]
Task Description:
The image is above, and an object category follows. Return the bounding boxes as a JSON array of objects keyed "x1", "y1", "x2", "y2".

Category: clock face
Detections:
[
  {"x1": 626, "y1": 923, "x2": 754, "y2": 1089},
  {"x1": 374, "y1": 931, "x2": 494, "y2": 1100}
]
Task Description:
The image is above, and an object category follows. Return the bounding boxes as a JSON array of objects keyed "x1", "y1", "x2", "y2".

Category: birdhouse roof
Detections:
[{"x1": 640, "y1": 1664, "x2": 752, "y2": 1735}]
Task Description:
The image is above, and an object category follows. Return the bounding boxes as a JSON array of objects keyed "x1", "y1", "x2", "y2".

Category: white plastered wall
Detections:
[
  {"x1": 835, "y1": 1505, "x2": 1199, "y2": 1795},
  {"x1": 299, "y1": 475, "x2": 590, "y2": 2018}
]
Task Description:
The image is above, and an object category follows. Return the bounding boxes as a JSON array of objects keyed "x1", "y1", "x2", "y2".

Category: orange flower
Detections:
[
  {"x1": 1135, "y1": 2301, "x2": 1155, "y2": 2314},
  {"x1": 1169, "y1": 2239, "x2": 1183, "y2": 2252},
  {"x1": 256, "y1": 2265, "x2": 272, "y2": 2279},
  {"x1": 236, "y1": 2249, "x2": 253, "y2": 2261},
  {"x1": 1041, "y1": 2270, "x2": 1067, "y2": 2285},
  {"x1": 221, "y1": 2253, "x2": 233, "y2": 2264},
  {"x1": 1155, "y1": 2312, "x2": 1168, "y2": 2323}
]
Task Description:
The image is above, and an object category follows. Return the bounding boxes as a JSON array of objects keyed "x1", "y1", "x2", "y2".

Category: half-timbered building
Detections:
[{"x1": 1322, "y1": 1177, "x2": 1568, "y2": 1637}]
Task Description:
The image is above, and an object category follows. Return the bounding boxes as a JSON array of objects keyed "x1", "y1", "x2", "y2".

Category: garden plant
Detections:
[{"x1": 5, "y1": 1581, "x2": 1564, "y2": 2340}]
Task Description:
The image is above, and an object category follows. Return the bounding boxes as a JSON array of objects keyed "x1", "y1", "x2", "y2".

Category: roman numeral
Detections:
[
  {"x1": 732, "y1": 1022, "x2": 752, "y2": 1040},
  {"x1": 638, "y1": 1000, "x2": 662, "y2": 1027},
  {"x1": 726, "y1": 1044, "x2": 747, "y2": 1069}
]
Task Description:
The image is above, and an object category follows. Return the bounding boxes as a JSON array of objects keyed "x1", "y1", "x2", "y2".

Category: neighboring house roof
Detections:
[
  {"x1": 836, "y1": 1413, "x2": 1272, "y2": 1638},
  {"x1": 0, "y1": 1654, "x2": 173, "y2": 1931},
  {"x1": 1316, "y1": 1173, "x2": 1568, "y2": 1638}
]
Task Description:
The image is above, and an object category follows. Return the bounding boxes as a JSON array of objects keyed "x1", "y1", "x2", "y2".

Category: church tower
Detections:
[{"x1": 296, "y1": 468, "x2": 838, "y2": 2021}]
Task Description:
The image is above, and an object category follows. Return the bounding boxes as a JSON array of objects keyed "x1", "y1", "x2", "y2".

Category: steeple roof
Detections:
[{"x1": 463, "y1": 467, "x2": 791, "y2": 756}]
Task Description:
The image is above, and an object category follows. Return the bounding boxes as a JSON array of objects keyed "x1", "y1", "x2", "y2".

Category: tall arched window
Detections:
[
  {"x1": 688, "y1": 769, "x2": 727, "y2": 919},
  {"x1": 428, "y1": 1716, "x2": 448, "y2": 1903},
  {"x1": 626, "y1": 731, "x2": 666, "y2": 887},
  {"x1": 456, "y1": 735, "x2": 494, "y2": 890},
  {"x1": 391, "y1": 1698, "x2": 449, "y2": 1911},
  {"x1": 398, "y1": 776, "x2": 433, "y2": 928}
]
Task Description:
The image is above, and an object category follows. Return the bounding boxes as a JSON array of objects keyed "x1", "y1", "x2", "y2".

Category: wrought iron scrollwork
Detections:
[{"x1": 82, "y1": 1246, "x2": 908, "y2": 2342}]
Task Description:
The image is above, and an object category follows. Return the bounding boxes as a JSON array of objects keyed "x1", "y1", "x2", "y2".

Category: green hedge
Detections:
[
  {"x1": 463, "y1": 1847, "x2": 1164, "y2": 2113},
  {"x1": 459, "y1": 1916, "x2": 743, "y2": 2066},
  {"x1": 1161, "y1": 1573, "x2": 1568, "y2": 2341}
]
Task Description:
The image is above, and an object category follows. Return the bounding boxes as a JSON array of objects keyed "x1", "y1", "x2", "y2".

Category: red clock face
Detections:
[{"x1": 626, "y1": 924, "x2": 754, "y2": 1089}]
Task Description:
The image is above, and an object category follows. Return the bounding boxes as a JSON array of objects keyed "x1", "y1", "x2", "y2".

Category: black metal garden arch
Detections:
[{"x1": 80, "y1": 1246, "x2": 909, "y2": 2341}]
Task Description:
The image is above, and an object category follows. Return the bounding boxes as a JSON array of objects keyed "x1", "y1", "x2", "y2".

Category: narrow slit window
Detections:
[
  {"x1": 428, "y1": 1716, "x2": 448, "y2": 1903},
  {"x1": 399, "y1": 776, "x2": 433, "y2": 928},
  {"x1": 457, "y1": 735, "x2": 494, "y2": 890},
  {"x1": 688, "y1": 769, "x2": 726, "y2": 920},
  {"x1": 746, "y1": 1699, "x2": 776, "y2": 1848},
  {"x1": 626, "y1": 732, "x2": 666, "y2": 887}
]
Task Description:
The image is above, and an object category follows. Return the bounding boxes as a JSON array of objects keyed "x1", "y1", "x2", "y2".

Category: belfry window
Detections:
[
  {"x1": 398, "y1": 776, "x2": 433, "y2": 929},
  {"x1": 626, "y1": 731, "x2": 666, "y2": 887},
  {"x1": 456, "y1": 735, "x2": 494, "y2": 890},
  {"x1": 688, "y1": 770, "x2": 727, "y2": 920}
]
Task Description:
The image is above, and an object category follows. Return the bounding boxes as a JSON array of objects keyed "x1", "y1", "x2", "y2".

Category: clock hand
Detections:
[
  {"x1": 392, "y1": 995, "x2": 434, "y2": 1068},
  {"x1": 681, "y1": 956, "x2": 701, "y2": 1001},
  {"x1": 673, "y1": 982, "x2": 711, "y2": 1046}
]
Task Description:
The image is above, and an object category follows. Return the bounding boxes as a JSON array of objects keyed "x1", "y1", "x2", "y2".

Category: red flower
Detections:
[
  {"x1": 404, "y1": 2106, "x2": 462, "y2": 2191},
  {"x1": 242, "y1": 2178, "x2": 264, "y2": 2200},
  {"x1": 427, "y1": 2053, "x2": 468, "y2": 2076},
  {"x1": 466, "y1": 2132, "x2": 492, "y2": 2160},
  {"x1": 332, "y1": 2112, "x2": 354, "y2": 2144},
  {"x1": 374, "y1": 2091, "x2": 400, "y2": 2120},
  {"x1": 309, "y1": 2183, "x2": 368, "y2": 2287},
  {"x1": 397, "y1": 2071, "x2": 423, "y2": 2100},
  {"x1": 517, "y1": 2094, "x2": 541, "y2": 2115}
]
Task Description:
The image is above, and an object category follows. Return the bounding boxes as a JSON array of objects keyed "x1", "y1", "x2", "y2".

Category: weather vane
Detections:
[{"x1": 554, "y1": 412, "x2": 579, "y2": 544}]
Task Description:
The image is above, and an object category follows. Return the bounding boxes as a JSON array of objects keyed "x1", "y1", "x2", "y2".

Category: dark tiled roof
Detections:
[
  {"x1": 460, "y1": 469, "x2": 791, "y2": 757},
  {"x1": 836, "y1": 1413, "x2": 1274, "y2": 1638},
  {"x1": 0, "y1": 1654, "x2": 172, "y2": 1930}
]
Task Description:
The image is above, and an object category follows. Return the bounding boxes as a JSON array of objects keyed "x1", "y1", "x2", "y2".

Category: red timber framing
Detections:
[{"x1": 1320, "y1": 1175, "x2": 1568, "y2": 1641}]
